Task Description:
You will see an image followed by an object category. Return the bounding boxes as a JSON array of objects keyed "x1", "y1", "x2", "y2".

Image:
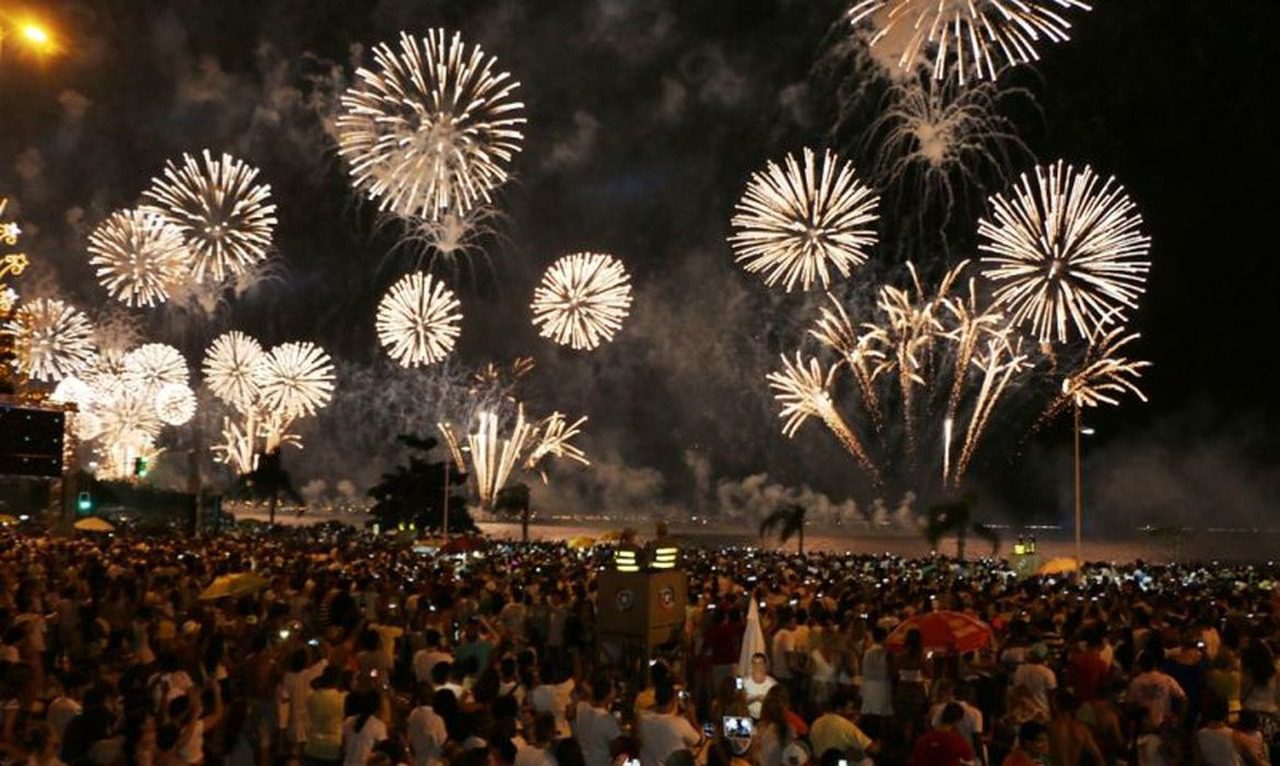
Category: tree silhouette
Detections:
[
  {"x1": 235, "y1": 450, "x2": 302, "y2": 526},
  {"x1": 759, "y1": 503, "x2": 808, "y2": 554},
  {"x1": 367, "y1": 434, "x2": 473, "y2": 533},
  {"x1": 493, "y1": 482, "x2": 531, "y2": 542},
  {"x1": 924, "y1": 494, "x2": 998, "y2": 560}
]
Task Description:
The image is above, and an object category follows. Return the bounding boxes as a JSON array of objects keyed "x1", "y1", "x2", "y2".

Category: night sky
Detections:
[{"x1": 2, "y1": 1, "x2": 1276, "y2": 528}]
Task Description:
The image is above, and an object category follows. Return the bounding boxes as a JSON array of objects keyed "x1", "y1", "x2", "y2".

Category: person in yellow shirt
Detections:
[{"x1": 808, "y1": 689, "x2": 877, "y2": 764}]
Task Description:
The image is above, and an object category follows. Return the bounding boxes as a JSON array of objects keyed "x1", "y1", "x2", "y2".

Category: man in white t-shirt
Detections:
[
  {"x1": 514, "y1": 713, "x2": 559, "y2": 766},
  {"x1": 1127, "y1": 652, "x2": 1186, "y2": 727},
  {"x1": 413, "y1": 629, "x2": 454, "y2": 684},
  {"x1": 1012, "y1": 644, "x2": 1057, "y2": 719},
  {"x1": 574, "y1": 675, "x2": 622, "y2": 766},
  {"x1": 638, "y1": 684, "x2": 702, "y2": 766},
  {"x1": 407, "y1": 686, "x2": 448, "y2": 766},
  {"x1": 530, "y1": 667, "x2": 576, "y2": 739},
  {"x1": 928, "y1": 682, "x2": 984, "y2": 759},
  {"x1": 743, "y1": 653, "x2": 778, "y2": 720}
]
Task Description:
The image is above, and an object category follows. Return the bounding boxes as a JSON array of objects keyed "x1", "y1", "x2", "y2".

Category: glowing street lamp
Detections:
[{"x1": 0, "y1": 17, "x2": 58, "y2": 59}]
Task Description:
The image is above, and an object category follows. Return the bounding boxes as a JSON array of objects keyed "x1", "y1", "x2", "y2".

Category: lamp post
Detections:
[{"x1": 1072, "y1": 405, "x2": 1098, "y2": 562}]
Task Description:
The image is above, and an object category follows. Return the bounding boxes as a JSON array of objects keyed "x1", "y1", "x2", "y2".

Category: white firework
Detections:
[
  {"x1": 6, "y1": 298, "x2": 97, "y2": 382},
  {"x1": 848, "y1": 0, "x2": 1092, "y2": 84},
  {"x1": 375, "y1": 272, "x2": 462, "y2": 367},
  {"x1": 143, "y1": 150, "x2": 277, "y2": 283},
  {"x1": 530, "y1": 252, "x2": 633, "y2": 350},
  {"x1": 979, "y1": 161, "x2": 1151, "y2": 344},
  {"x1": 154, "y1": 382, "x2": 197, "y2": 426},
  {"x1": 51, "y1": 375, "x2": 95, "y2": 406},
  {"x1": 254, "y1": 341, "x2": 336, "y2": 418},
  {"x1": 124, "y1": 343, "x2": 189, "y2": 394},
  {"x1": 337, "y1": 29, "x2": 526, "y2": 221},
  {"x1": 202, "y1": 331, "x2": 264, "y2": 410},
  {"x1": 87, "y1": 208, "x2": 191, "y2": 307},
  {"x1": 730, "y1": 148, "x2": 880, "y2": 292}
]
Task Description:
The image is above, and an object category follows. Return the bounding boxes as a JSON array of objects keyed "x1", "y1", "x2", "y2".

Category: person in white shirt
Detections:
[
  {"x1": 743, "y1": 653, "x2": 778, "y2": 720},
  {"x1": 1012, "y1": 644, "x2": 1057, "y2": 719},
  {"x1": 530, "y1": 665, "x2": 577, "y2": 739},
  {"x1": 1195, "y1": 696, "x2": 1247, "y2": 766},
  {"x1": 413, "y1": 629, "x2": 454, "y2": 685},
  {"x1": 281, "y1": 649, "x2": 328, "y2": 753},
  {"x1": 573, "y1": 674, "x2": 622, "y2": 766},
  {"x1": 1127, "y1": 652, "x2": 1187, "y2": 727},
  {"x1": 638, "y1": 683, "x2": 702, "y2": 766},
  {"x1": 860, "y1": 627, "x2": 893, "y2": 720},
  {"x1": 928, "y1": 681, "x2": 983, "y2": 758},
  {"x1": 406, "y1": 685, "x2": 449, "y2": 766},
  {"x1": 342, "y1": 690, "x2": 388, "y2": 766},
  {"x1": 514, "y1": 713, "x2": 559, "y2": 766}
]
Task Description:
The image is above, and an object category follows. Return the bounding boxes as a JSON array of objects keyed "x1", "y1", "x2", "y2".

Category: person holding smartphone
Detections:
[{"x1": 637, "y1": 681, "x2": 703, "y2": 766}]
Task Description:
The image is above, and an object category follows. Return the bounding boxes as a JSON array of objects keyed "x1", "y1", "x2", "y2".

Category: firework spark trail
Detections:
[
  {"x1": 203, "y1": 331, "x2": 265, "y2": 412},
  {"x1": 6, "y1": 298, "x2": 97, "y2": 382},
  {"x1": 337, "y1": 29, "x2": 525, "y2": 221},
  {"x1": 941, "y1": 274, "x2": 1005, "y2": 423},
  {"x1": 768, "y1": 352, "x2": 882, "y2": 483},
  {"x1": 730, "y1": 147, "x2": 879, "y2": 292},
  {"x1": 531, "y1": 252, "x2": 633, "y2": 350},
  {"x1": 525, "y1": 412, "x2": 590, "y2": 470},
  {"x1": 1038, "y1": 325, "x2": 1150, "y2": 426},
  {"x1": 437, "y1": 421, "x2": 467, "y2": 472},
  {"x1": 467, "y1": 408, "x2": 537, "y2": 507},
  {"x1": 143, "y1": 151, "x2": 277, "y2": 284},
  {"x1": 848, "y1": 0, "x2": 1092, "y2": 84},
  {"x1": 376, "y1": 272, "x2": 462, "y2": 367},
  {"x1": 87, "y1": 209, "x2": 190, "y2": 307},
  {"x1": 954, "y1": 333, "x2": 1032, "y2": 482},
  {"x1": 864, "y1": 76, "x2": 1030, "y2": 226},
  {"x1": 979, "y1": 161, "x2": 1151, "y2": 344},
  {"x1": 253, "y1": 341, "x2": 335, "y2": 419},
  {"x1": 811, "y1": 298, "x2": 886, "y2": 431}
]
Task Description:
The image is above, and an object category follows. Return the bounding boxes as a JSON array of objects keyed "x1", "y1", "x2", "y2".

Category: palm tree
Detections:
[
  {"x1": 759, "y1": 503, "x2": 808, "y2": 554},
  {"x1": 924, "y1": 494, "x2": 994, "y2": 560},
  {"x1": 494, "y1": 483, "x2": 532, "y2": 542},
  {"x1": 236, "y1": 450, "x2": 302, "y2": 526}
]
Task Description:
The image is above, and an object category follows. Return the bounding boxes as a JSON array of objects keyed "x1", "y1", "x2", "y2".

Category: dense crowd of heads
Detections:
[{"x1": 3, "y1": 525, "x2": 1280, "y2": 765}]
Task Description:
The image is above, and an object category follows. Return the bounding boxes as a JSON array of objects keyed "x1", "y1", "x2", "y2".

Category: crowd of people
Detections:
[{"x1": 3, "y1": 523, "x2": 1280, "y2": 765}]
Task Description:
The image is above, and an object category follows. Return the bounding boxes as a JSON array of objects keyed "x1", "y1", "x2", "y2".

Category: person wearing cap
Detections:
[
  {"x1": 907, "y1": 702, "x2": 976, "y2": 766},
  {"x1": 1011, "y1": 644, "x2": 1056, "y2": 720}
]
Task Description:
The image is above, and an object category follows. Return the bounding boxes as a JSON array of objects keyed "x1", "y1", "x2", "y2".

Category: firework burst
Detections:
[
  {"x1": 154, "y1": 383, "x2": 197, "y2": 426},
  {"x1": 87, "y1": 209, "x2": 191, "y2": 307},
  {"x1": 143, "y1": 150, "x2": 277, "y2": 283},
  {"x1": 979, "y1": 161, "x2": 1151, "y2": 344},
  {"x1": 123, "y1": 343, "x2": 189, "y2": 394},
  {"x1": 203, "y1": 331, "x2": 265, "y2": 411},
  {"x1": 531, "y1": 252, "x2": 633, "y2": 350},
  {"x1": 848, "y1": 0, "x2": 1092, "y2": 84},
  {"x1": 730, "y1": 148, "x2": 879, "y2": 292},
  {"x1": 6, "y1": 298, "x2": 96, "y2": 382},
  {"x1": 1040, "y1": 325, "x2": 1150, "y2": 423},
  {"x1": 337, "y1": 29, "x2": 526, "y2": 221},
  {"x1": 376, "y1": 272, "x2": 462, "y2": 367},
  {"x1": 768, "y1": 352, "x2": 882, "y2": 482},
  {"x1": 253, "y1": 341, "x2": 335, "y2": 418}
]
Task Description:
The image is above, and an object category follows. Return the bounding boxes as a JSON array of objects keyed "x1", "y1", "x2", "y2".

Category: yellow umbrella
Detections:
[
  {"x1": 567, "y1": 535, "x2": 596, "y2": 550},
  {"x1": 598, "y1": 530, "x2": 626, "y2": 542},
  {"x1": 73, "y1": 517, "x2": 114, "y2": 533},
  {"x1": 1037, "y1": 557, "x2": 1080, "y2": 576},
  {"x1": 199, "y1": 572, "x2": 270, "y2": 601},
  {"x1": 0, "y1": 514, "x2": 18, "y2": 526}
]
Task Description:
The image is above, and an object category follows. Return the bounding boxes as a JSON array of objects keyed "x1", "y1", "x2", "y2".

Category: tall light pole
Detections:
[{"x1": 1073, "y1": 401, "x2": 1082, "y2": 562}]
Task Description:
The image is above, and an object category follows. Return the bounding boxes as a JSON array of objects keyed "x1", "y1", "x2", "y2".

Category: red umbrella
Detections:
[
  {"x1": 441, "y1": 535, "x2": 488, "y2": 554},
  {"x1": 885, "y1": 610, "x2": 993, "y2": 655}
]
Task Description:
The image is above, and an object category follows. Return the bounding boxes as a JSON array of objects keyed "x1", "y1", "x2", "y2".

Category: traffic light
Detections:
[
  {"x1": 134, "y1": 456, "x2": 149, "y2": 478},
  {"x1": 76, "y1": 491, "x2": 92, "y2": 515}
]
